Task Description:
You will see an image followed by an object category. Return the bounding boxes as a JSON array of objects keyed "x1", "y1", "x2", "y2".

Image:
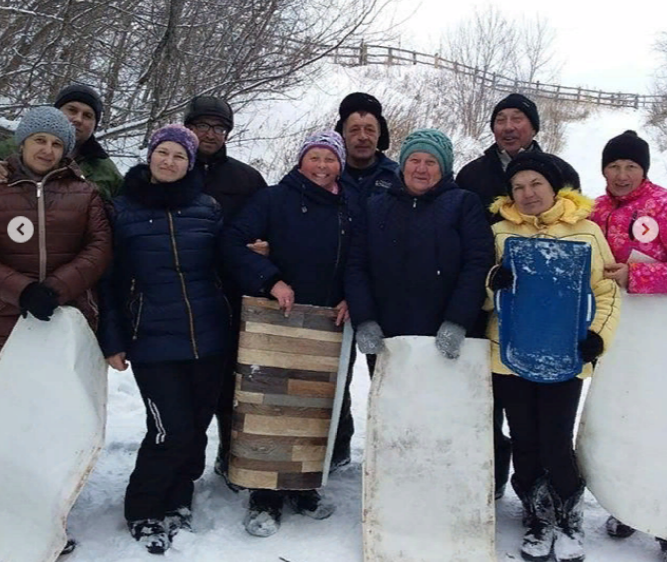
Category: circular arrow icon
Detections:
[{"x1": 7, "y1": 216, "x2": 35, "y2": 243}]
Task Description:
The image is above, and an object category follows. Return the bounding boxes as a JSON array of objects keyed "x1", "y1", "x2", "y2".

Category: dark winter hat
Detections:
[
  {"x1": 601, "y1": 130, "x2": 650, "y2": 175},
  {"x1": 298, "y1": 130, "x2": 346, "y2": 170},
  {"x1": 54, "y1": 84, "x2": 103, "y2": 128},
  {"x1": 491, "y1": 93, "x2": 540, "y2": 134},
  {"x1": 506, "y1": 152, "x2": 565, "y2": 196},
  {"x1": 399, "y1": 128, "x2": 454, "y2": 176},
  {"x1": 15, "y1": 106, "x2": 76, "y2": 156},
  {"x1": 334, "y1": 92, "x2": 390, "y2": 152},
  {"x1": 147, "y1": 124, "x2": 200, "y2": 171},
  {"x1": 184, "y1": 95, "x2": 234, "y2": 132}
]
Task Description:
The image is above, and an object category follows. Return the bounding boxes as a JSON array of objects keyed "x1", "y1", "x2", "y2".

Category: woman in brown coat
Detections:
[{"x1": 0, "y1": 106, "x2": 111, "y2": 352}]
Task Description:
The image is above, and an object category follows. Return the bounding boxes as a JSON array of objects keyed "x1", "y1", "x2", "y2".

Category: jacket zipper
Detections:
[
  {"x1": 325, "y1": 206, "x2": 345, "y2": 306},
  {"x1": 132, "y1": 294, "x2": 144, "y2": 340},
  {"x1": 167, "y1": 210, "x2": 199, "y2": 359},
  {"x1": 36, "y1": 181, "x2": 47, "y2": 281}
]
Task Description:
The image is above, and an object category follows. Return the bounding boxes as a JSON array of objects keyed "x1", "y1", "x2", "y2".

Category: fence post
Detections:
[
  {"x1": 413, "y1": 50, "x2": 418, "y2": 65},
  {"x1": 388, "y1": 47, "x2": 393, "y2": 66},
  {"x1": 359, "y1": 41, "x2": 367, "y2": 65}
]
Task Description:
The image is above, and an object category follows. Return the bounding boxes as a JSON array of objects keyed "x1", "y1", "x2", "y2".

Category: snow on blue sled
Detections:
[{"x1": 495, "y1": 237, "x2": 594, "y2": 383}]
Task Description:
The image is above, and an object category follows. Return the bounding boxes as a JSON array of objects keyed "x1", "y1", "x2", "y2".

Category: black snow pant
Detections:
[
  {"x1": 493, "y1": 378, "x2": 513, "y2": 494},
  {"x1": 125, "y1": 355, "x2": 225, "y2": 522},
  {"x1": 494, "y1": 373, "x2": 583, "y2": 500},
  {"x1": 331, "y1": 345, "x2": 377, "y2": 464}
]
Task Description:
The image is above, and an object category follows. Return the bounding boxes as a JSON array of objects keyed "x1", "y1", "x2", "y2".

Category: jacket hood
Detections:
[
  {"x1": 122, "y1": 163, "x2": 203, "y2": 208},
  {"x1": 490, "y1": 188, "x2": 593, "y2": 225}
]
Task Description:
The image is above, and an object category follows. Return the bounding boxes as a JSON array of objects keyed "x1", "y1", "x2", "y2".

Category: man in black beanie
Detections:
[
  {"x1": 456, "y1": 92, "x2": 581, "y2": 501},
  {"x1": 457, "y1": 93, "x2": 580, "y2": 222},
  {"x1": 332, "y1": 93, "x2": 401, "y2": 470},
  {"x1": 0, "y1": 83, "x2": 123, "y2": 199},
  {"x1": 183, "y1": 95, "x2": 267, "y2": 488}
]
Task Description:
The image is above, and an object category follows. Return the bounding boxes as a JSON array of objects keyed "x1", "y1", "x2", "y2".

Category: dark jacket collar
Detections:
[
  {"x1": 484, "y1": 139, "x2": 541, "y2": 160},
  {"x1": 122, "y1": 164, "x2": 203, "y2": 209},
  {"x1": 389, "y1": 173, "x2": 458, "y2": 203},
  {"x1": 195, "y1": 144, "x2": 228, "y2": 168},
  {"x1": 280, "y1": 167, "x2": 343, "y2": 207},
  {"x1": 77, "y1": 135, "x2": 110, "y2": 161}
]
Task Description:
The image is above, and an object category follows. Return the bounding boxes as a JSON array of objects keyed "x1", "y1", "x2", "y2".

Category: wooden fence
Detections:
[{"x1": 328, "y1": 43, "x2": 665, "y2": 109}]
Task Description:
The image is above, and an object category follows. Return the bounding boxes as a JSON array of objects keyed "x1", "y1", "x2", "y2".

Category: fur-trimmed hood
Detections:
[{"x1": 489, "y1": 188, "x2": 593, "y2": 226}]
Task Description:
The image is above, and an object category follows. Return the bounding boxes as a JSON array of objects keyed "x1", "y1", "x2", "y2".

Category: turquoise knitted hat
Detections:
[{"x1": 399, "y1": 128, "x2": 454, "y2": 175}]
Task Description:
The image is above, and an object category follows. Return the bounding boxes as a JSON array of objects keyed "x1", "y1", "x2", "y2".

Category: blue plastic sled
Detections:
[{"x1": 495, "y1": 237, "x2": 594, "y2": 383}]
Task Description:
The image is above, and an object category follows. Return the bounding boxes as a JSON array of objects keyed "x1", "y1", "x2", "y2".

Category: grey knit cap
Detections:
[{"x1": 14, "y1": 106, "x2": 76, "y2": 156}]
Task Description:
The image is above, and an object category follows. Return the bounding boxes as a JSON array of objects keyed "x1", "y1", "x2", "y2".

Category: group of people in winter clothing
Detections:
[{"x1": 1, "y1": 84, "x2": 666, "y2": 562}]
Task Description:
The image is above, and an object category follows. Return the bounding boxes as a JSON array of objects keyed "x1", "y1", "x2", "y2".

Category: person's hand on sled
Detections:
[
  {"x1": 357, "y1": 320, "x2": 385, "y2": 354},
  {"x1": 270, "y1": 280, "x2": 295, "y2": 317},
  {"x1": 19, "y1": 282, "x2": 59, "y2": 321},
  {"x1": 579, "y1": 330, "x2": 604, "y2": 363},
  {"x1": 107, "y1": 352, "x2": 129, "y2": 371},
  {"x1": 436, "y1": 321, "x2": 466, "y2": 360},
  {"x1": 489, "y1": 264, "x2": 514, "y2": 292},
  {"x1": 334, "y1": 300, "x2": 349, "y2": 327},
  {"x1": 603, "y1": 263, "x2": 629, "y2": 288}
]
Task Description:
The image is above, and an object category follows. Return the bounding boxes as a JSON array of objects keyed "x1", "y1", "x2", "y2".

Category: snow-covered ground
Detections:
[{"x1": 63, "y1": 355, "x2": 664, "y2": 562}]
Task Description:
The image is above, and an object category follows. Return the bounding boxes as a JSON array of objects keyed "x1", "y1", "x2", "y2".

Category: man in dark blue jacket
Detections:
[{"x1": 332, "y1": 92, "x2": 401, "y2": 468}]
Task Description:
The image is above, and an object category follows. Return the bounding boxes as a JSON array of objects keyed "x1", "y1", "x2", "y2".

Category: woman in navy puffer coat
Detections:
[
  {"x1": 346, "y1": 128, "x2": 494, "y2": 358},
  {"x1": 98, "y1": 125, "x2": 229, "y2": 554}
]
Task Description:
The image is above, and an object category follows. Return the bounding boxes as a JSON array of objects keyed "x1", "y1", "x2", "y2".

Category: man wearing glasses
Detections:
[{"x1": 184, "y1": 95, "x2": 267, "y2": 488}]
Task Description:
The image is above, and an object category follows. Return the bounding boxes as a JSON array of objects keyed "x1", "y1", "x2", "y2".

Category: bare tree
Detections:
[
  {"x1": 0, "y1": 0, "x2": 389, "y2": 153},
  {"x1": 440, "y1": 7, "x2": 560, "y2": 141},
  {"x1": 647, "y1": 33, "x2": 667, "y2": 149}
]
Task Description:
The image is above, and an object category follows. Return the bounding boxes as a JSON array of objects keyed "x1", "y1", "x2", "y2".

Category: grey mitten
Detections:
[
  {"x1": 356, "y1": 320, "x2": 385, "y2": 355},
  {"x1": 435, "y1": 321, "x2": 466, "y2": 359}
]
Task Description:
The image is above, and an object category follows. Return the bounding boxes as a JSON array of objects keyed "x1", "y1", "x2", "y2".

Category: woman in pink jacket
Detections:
[{"x1": 590, "y1": 129, "x2": 667, "y2": 561}]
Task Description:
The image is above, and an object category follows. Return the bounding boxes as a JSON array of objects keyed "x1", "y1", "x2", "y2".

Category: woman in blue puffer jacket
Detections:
[{"x1": 98, "y1": 125, "x2": 230, "y2": 555}]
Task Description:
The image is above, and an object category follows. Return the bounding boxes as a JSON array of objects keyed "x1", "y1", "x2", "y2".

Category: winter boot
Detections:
[
  {"x1": 244, "y1": 490, "x2": 284, "y2": 537},
  {"x1": 657, "y1": 538, "x2": 667, "y2": 561},
  {"x1": 287, "y1": 489, "x2": 336, "y2": 520},
  {"x1": 552, "y1": 482, "x2": 585, "y2": 562},
  {"x1": 512, "y1": 475, "x2": 555, "y2": 562},
  {"x1": 605, "y1": 515, "x2": 636, "y2": 538},
  {"x1": 164, "y1": 507, "x2": 192, "y2": 540},
  {"x1": 59, "y1": 538, "x2": 76, "y2": 556},
  {"x1": 128, "y1": 518, "x2": 170, "y2": 554}
]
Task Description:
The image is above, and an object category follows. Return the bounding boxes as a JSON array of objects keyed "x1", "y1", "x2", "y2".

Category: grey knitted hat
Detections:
[{"x1": 15, "y1": 106, "x2": 76, "y2": 156}]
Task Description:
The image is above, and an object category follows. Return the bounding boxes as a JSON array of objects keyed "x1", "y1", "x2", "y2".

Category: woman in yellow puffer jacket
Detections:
[{"x1": 485, "y1": 152, "x2": 620, "y2": 562}]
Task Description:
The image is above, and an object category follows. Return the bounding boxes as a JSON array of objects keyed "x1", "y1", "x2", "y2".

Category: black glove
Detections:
[
  {"x1": 579, "y1": 330, "x2": 604, "y2": 363},
  {"x1": 19, "y1": 282, "x2": 59, "y2": 321},
  {"x1": 490, "y1": 265, "x2": 514, "y2": 292}
]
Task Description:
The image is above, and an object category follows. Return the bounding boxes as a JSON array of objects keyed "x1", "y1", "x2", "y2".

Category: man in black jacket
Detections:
[
  {"x1": 184, "y1": 95, "x2": 267, "y2": 486},
  {"x1": 456, "y1": 93, "x2": 580, "y2": 223},
  {"x1": 456, "y1": 93, "x2": 580, "y2": 500}
]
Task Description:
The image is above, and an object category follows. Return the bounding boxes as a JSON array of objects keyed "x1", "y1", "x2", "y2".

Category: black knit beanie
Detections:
[
  {"x1": 506, "y1": 152, "x2": 565, "y2": 197},
  {"x1": 601, "y1": 130, "x2": 650, "y2": 175},
  {"x1": 334, "y1": 92, "x2": 390, "y2": 151},
  {"x1": 54, "y1": 84, "x2": 103, "y2": 128},
  {"x1": 184, "y1": 95, "x2": 234, "y2": 132},
  {"x1": 491, "y1": 93, "x2": 540, "y2": 133}
]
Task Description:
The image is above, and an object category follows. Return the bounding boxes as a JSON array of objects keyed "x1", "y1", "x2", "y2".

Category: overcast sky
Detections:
[{"x1": 389, "y1": 0, "x2": 666, "y2": 94}]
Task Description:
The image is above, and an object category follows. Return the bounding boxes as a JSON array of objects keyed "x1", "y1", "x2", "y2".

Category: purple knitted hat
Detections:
[
  {"x1": 148, "y1": 124, "x2": 199, "y2": 170},
  {"x1": 298, "y1": 130, "x2": 346, "y2": 170}
]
